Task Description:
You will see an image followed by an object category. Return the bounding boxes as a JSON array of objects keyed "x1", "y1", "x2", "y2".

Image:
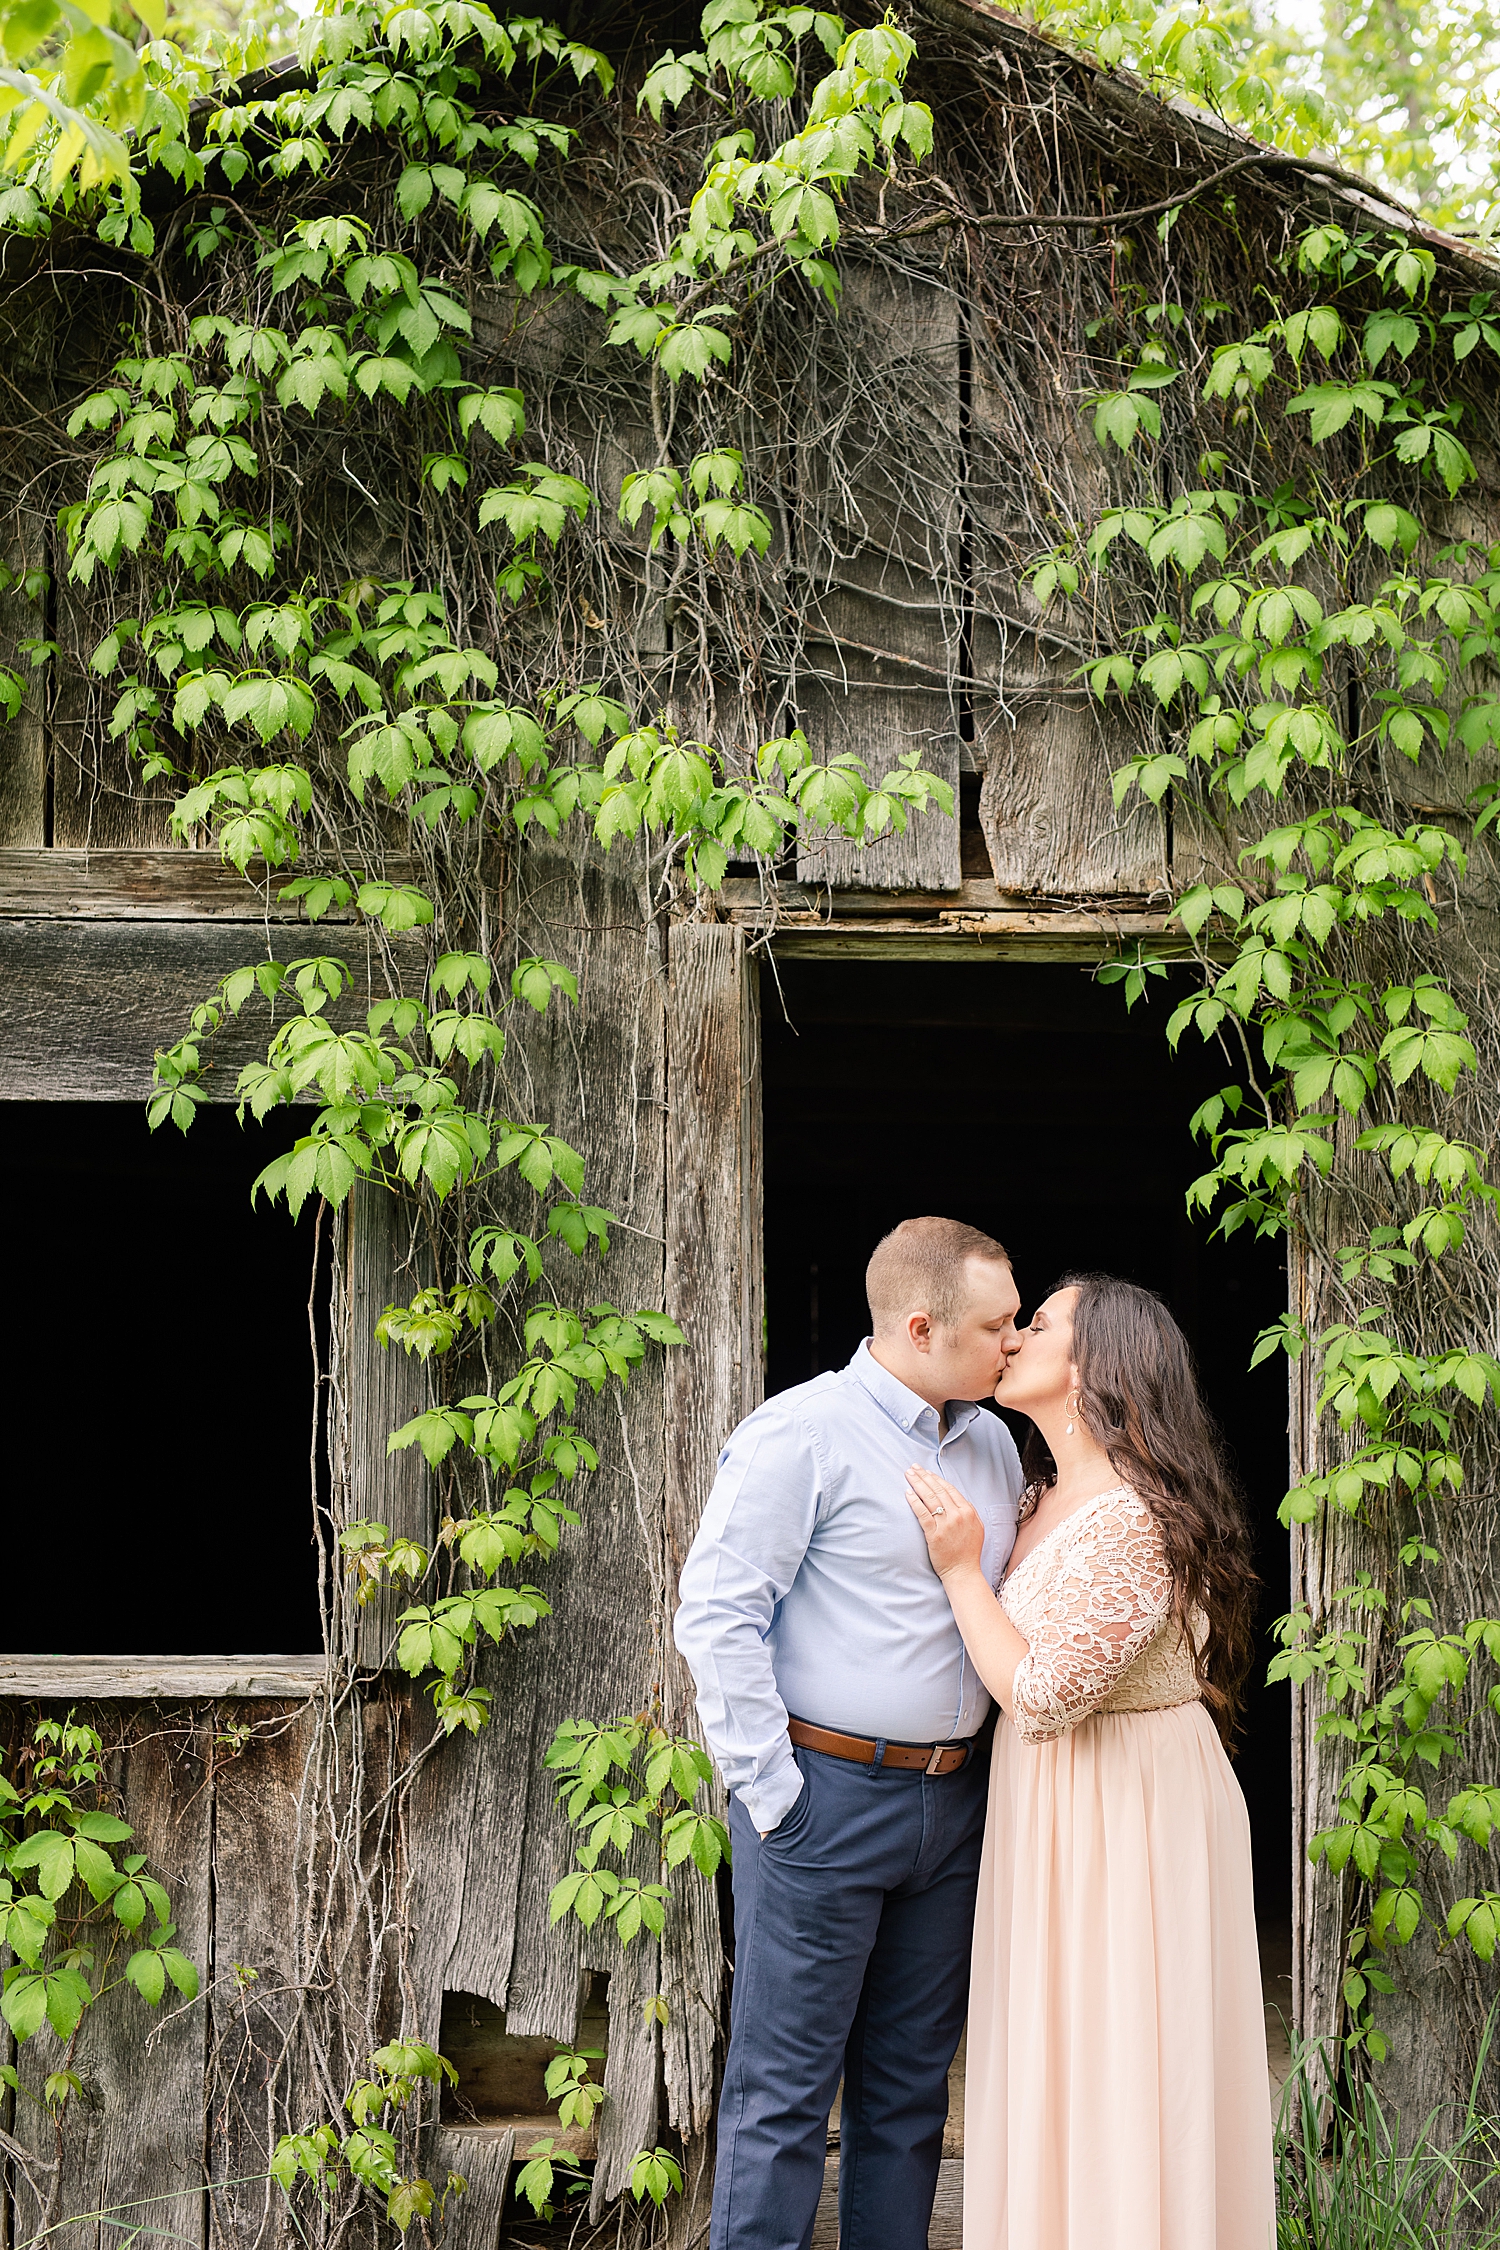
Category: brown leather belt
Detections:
[{"x1": 788, "y1": 1718, "x2": 974, "y2": 1776}]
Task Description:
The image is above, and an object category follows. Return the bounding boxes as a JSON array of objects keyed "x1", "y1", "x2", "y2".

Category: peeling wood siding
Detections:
[
  {"x1": 663, "y1": 922, "x2": 764, "y2": 2145},
  {"x1": 796, "y1": 262, "x2": 964, "y2": 894},
  {"x1": 347, "y1": 1181, "x2": 433, "y2": 1671}
]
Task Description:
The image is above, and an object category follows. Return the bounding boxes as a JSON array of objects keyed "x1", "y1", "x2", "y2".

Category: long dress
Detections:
[{"x1": 964, "y1": 1484, "x2": 1276, "y2": 2250}]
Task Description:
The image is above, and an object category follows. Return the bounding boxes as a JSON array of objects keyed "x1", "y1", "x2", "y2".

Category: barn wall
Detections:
[{"x1": 0, "y1": 836, "x2": 769, "y2": 2240}]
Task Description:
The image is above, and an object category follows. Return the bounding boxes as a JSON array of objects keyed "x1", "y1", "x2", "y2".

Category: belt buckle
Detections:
[{"x1": 924, "y1": 1743, "x2": 947, "y2": 1776}]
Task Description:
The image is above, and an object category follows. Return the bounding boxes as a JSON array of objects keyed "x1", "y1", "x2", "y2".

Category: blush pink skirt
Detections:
[{"x1": 963, "y1": 1701, "x2": 1276, "y2": 2250}]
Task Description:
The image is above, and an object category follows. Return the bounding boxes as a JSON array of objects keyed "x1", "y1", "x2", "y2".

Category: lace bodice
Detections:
[{"x1": 1001, "y1": 1485, "x2": 1202, "y2": 1743}]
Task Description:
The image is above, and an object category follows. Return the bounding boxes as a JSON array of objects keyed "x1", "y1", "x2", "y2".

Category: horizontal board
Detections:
[
  {"x1": 977, "y1": 695, "x2": 1163, "y2": 896},
  {"x1": 764, "y1": 925, "x2": 1177, "y2": 962},
  {"x1": 722, "y1": 876, "x2": 1031, "y2": 916},
  {"x1": 0, "y1": 1654, "x2": 325, "y2": 1697},
  {"x1": 0, "y1": 918, "x2": 381, "y2": 1100},
  {"x1": 0, "y1": 848, "x2": 416, "y2": 919}
]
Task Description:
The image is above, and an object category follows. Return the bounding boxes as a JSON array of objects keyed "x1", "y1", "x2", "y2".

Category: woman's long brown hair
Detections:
[{"x1": 1019, "y1": 1271, "x2": 1260, "y2": 1740}]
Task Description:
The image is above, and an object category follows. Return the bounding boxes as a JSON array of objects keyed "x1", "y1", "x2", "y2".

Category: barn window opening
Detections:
[
  {"x1": 0, "y1": 1101, "x2": 328, "y2": 1656},
  {"x1": 761, "y1": 958, "x2": 1292, "y2": 2025},
  {"x1": 440, "y1": 1971, "x2": 609, "y2": 2142}
]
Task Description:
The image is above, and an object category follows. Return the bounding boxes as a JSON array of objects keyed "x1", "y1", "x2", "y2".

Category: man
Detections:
[{"x1": 674, "y1": 1217, "x2": 1025, "y2": 2250}]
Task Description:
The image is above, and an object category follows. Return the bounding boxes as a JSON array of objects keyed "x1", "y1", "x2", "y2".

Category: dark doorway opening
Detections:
[
  {"x1": 1, "y1": 1102, "x2": 327, "y2": 1654},
  {"x1": 760, "y1": 957, "x2": 1291, "y2": 1934}
]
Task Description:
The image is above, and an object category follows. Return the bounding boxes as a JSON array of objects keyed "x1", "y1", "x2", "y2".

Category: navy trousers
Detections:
[{"x1": 712, "y1": 1739, "x2": 990, "y2": 2250}]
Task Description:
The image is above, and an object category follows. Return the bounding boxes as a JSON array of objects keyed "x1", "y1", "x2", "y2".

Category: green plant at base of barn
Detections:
[
  {"x1": 1276, "y1": 2029, "x2": 1500, "y2": 2244},
  {"x1": 0, "y1": 1717, "x2": 199, "y2": 2116},
  {"x1": 271, "y1": 2040, "x2": 467, "y2": 2231},
  {"x1": 543, "y1": 2041, "x2": 606, "y2": 2130},
  {"x1": 511, "y1": 2051, "x2": 683, "y2": 2222},
  {"x1": 630, "y1": 2146, "x2": 687, "y2": 2208},
  {"x1": 514, "y1": 2136, "x2": 591, "y2": 2220},
  {"x1": 1030, "y1": 216, "x2": 1500, "y2": 2062}
]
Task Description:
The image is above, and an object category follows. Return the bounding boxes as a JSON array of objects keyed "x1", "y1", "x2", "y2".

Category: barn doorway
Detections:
[{"x1": 759, "y1": 953, "x2": 1292, "y2": 1948}]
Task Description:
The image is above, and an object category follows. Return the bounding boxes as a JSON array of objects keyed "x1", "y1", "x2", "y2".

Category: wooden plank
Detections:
[
  {"x1": 496, "y1": 846, "x2": 671, "y2": 2212},
  {"x1": 389, "y1": 839, "x2": 678, "y2": 2230},
  {"x1": 0, "y1": 1656, "x2": 324, "y2": 1699},
  {"x1": 811, "y1": 2153, "x2": 964, "y2": 2249},
  {"x1": 722, "y1": 875, "x2": 1047, "y2": 916},
  {"x1": 203, "y1": 1692, "x2": 413, "y2": 2250},
  {"x1": 0, "y1": 919, "x2": 376, "y2": 1101},
  {"x1": 797, "y1": 261, "x2": 963, "y2": 893},
  {"x1": 665, "y1": 922, "x2": 764, "y2": 1579},
  {"x1": 7, "y1": 1717, "x2": 213, "y2": 2250},
  {"x1": 0, "y1": 512, "x2": 46, "y2": 849},
  {"x1": 957, "y1": 214, "x2": 1165, "y2": 904},
  {"x1": 345, "y1": 1180, "x2": 433, "y2": 1670},
  {"x1": 205, "y1": 1698, "x2": 324, "y2": 2250},
  {"x1": 0, "y1": 850, "x2": 415, "y2": 920},
  {"x1": 434, "y1": 2123, "x2": 515, "y2": 2245},
  {"x1": 976, "y1": 695, "x2": 1163, "y2": 896},
  {"x1": 765, "y1": 924, "x2": 1185, "y2": 963},
  {"x1": 662, "y1": 922, "x2": 762, "y2": 2145}
]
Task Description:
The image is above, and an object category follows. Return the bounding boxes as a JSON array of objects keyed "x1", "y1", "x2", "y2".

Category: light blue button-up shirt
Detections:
[{"x1": 673, "y1": 1340, "x2": 1024, "y2": 1832}]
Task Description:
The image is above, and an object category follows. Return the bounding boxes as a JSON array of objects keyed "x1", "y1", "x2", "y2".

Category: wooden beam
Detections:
[
  {"x1": 345, "y1": 1179, "x2": 432, "y2": 1670},
  {"x1": 0, "y1": 847, "x2": 416, "y2": 919},
  {"x1": 720, "y1": 875, "x2": 1159, "y2": 917},
  {"x1": 662, "y1": 920, "x2": 762, "y2": 2144},
  {"x1": 665, "y1": 921, "x2": 764, "y2": 1616},
  {"x1": 716, "y1": 876, "x2": 1227, "y2": 960},
  {"x1": 0, "y1": 917, "x2": 380, "y2": 1099},
  {"x1": 0, "y1": 1654, "x2": 325, "y2": 1698},
  {"x1": 762, "y1": 925, "x2": 1183, "y2": 961}
]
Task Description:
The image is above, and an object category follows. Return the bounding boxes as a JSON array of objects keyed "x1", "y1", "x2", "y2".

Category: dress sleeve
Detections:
[{"x1": 1008, "y1": 1492, "x2": 1177, "y2": 1743}]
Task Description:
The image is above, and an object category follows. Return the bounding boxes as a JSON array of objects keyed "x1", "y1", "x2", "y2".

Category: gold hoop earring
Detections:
[{"x1": 1064, "y1": 1390, "x2": 1080, "y2": 1437}]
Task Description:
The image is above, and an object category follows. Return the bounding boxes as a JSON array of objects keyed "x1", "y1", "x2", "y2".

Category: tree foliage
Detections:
[{"x1": 1027, "y1": 0, "x2": 1500, "y2": 227}]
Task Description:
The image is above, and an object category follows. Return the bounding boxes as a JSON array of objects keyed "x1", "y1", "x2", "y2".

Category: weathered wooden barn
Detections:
[{"x1": 3, "y1": 0, "x2": 1500, "y2": 2237}]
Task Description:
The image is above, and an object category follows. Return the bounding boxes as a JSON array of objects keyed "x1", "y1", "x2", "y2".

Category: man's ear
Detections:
[{"x1": 908, "y1": 1310, "x2": 934, "y2": 1355}]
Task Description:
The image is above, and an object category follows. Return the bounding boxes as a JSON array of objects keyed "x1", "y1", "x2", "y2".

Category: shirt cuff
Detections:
[{"x1": 739, "y1": 1753, "x2": 805, "y2": 1835}]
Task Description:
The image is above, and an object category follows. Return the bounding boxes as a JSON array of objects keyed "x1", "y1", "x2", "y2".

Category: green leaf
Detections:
[
  {"x1": 10, "y1": 1829, "x2": 75, "y2": 1899},
  {"x1": 0, "y1": 1975, "x2": 48, "y2": 2040},
  {"x1": 159, "y1": 1947, "x2": 199, "y2": 1997},
  {"x1": 126, "y1": 1950, "x2": 166, "y2": 2004},
  {"x1": 1287, "y1": 381, "x2": 1392, "y2": 442}
]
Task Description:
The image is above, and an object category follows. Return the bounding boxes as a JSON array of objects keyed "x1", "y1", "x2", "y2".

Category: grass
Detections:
[{"x1": 1277, "y1": 2034, "x2": 1500, "y2": 2249}]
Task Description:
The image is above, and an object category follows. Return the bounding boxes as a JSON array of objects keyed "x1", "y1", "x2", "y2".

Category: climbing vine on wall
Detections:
[
  {"x1": 0, "y1": 0, "x2": 953, "y2": 2229},
  {"x1": 1031, "y1": 217, "x2": 1500, "y2": 2065},
  {"x1": 9, "y1": 0, "x2": 1500, "y2": 2224}
]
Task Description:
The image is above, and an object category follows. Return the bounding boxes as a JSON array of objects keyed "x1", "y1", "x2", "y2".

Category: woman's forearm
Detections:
[{"x1": 940, "y1": 1564, "x2": 1030, "y2": 1713}]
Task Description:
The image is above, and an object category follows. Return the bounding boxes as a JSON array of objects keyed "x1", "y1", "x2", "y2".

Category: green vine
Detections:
[
  {"x1": 1032, "y1": 217, "x2": 1500, "y2": 2064},
  {"x1": 0, "y1": 0, "x2": 954, "y2": 2226},
  {"x1": 0, "y1": 1718, "x2": 199, "y2": 2121}
]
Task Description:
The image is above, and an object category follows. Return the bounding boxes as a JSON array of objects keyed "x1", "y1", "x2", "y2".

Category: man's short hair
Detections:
[{"x1": 865, "y1": 1217, "x2": 1012, "y2": 1335}]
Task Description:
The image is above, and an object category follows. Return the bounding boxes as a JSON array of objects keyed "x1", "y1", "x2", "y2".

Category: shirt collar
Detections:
[{"x1": 849, "y1": 1339, "x2": 984, "y2": 1439}]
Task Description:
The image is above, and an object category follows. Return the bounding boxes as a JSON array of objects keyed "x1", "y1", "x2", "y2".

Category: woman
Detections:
[{"x1": 905, "y1": 1271, "x2": 1274, "y2": 2250}]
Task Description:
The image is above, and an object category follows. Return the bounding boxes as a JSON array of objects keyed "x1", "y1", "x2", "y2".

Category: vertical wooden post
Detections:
[
  {"x1": 344, "y1": 1179, "x2": 432, "y2": 1668},
  {"x1": 660, "y1": 921, "x2": 763, "y2": 2216},
  {"x1": 664, "y1": 920, "x2": 764, "y2": 1649},
  {"x1": 795, "y1": 261, "x2": 963, "y2": 895}
]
